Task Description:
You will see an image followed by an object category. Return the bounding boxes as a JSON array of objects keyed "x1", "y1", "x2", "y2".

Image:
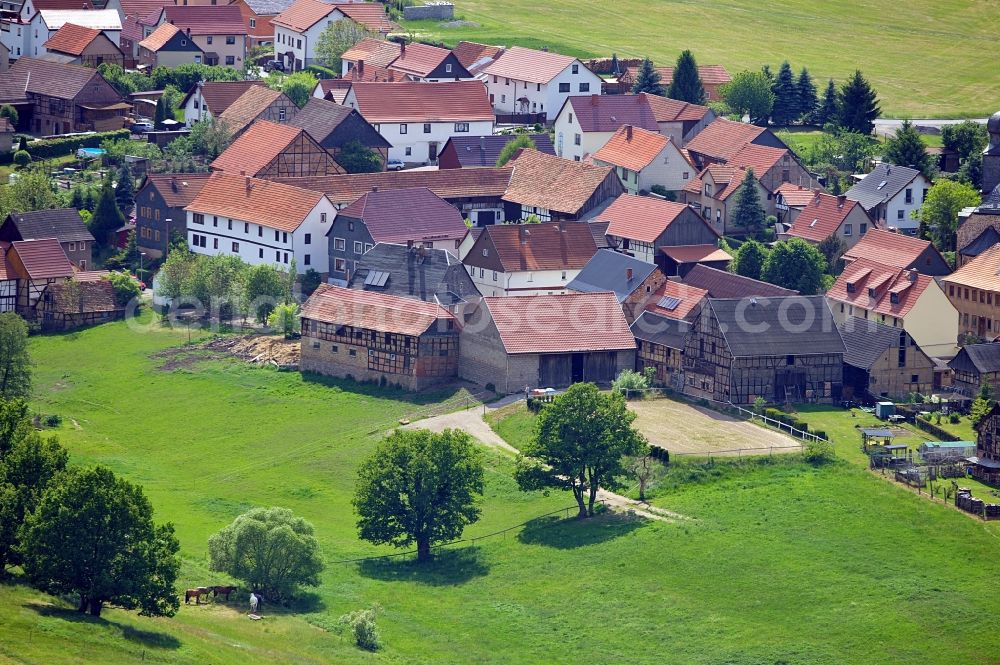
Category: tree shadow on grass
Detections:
[
  {"x1": 26, "y1": 603, "x2": 181, "y2": 650},
  {"x1": 357, "y1": 546, "x2": 490, "y2": 586},
  {"x1": 517, "y1": 511, "x2": 646, "y2": 550}
]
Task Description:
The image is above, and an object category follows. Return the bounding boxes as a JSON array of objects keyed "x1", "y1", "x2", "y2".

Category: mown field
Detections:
[
  {"x1": 2, "y1": 318, "x2": 1000, "y2": 663},
  {"x1": 402, "y1": 0, "x2": 1000, "y2": 118}
]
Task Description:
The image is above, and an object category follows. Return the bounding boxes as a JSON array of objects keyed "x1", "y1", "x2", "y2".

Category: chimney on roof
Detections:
[
  {"x1": 371, "y1": 186, "x2": 378, "y2": 193},
  {"x1": 170, "y1": 176, "x2": 178, "y2": 192},
  {"x1": 358, "y1": 59, "x2": 364, "y2": 74},
  {"x1": 909, "y1": 268, "x2": 918, "y2": 282},
  {"x1": 400, "y1": 41, "x2": 405, "y2": 56},
  {"x1": 519, "y1": 225, "x2": 529, "y2": 243},
  {"x1": 626, "y1": 267, "x2": 633, "y2": 281},
  {"x1": 244, "y1": 175, "x2": 251, "y2": 192},
  {"x1": 591, "y1": 94, "x2": 598, "y2": 107},
  {"x1": 407, "y1": 239, "x2": 414, "y2": 250},
  {"x1": 837, "y1": 194, "x2": 846, "y2": 208},
  {"x1": 625, "y1": 124, "x2": 632, "y2": 141}
]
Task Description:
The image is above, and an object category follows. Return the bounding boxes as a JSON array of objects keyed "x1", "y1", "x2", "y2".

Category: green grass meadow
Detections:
[
  {"x1": 402, "y1": 0, "x2": 1000, "y2": 118},
  {"x1": 2, "y1": 318, "x2": 1000, "y2": 663}
]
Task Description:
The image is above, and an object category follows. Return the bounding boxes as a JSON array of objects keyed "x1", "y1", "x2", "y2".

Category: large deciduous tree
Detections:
[
  {"x1": 354, "y1": 428, "x2": 484, "y2": 562},
  {"x1": 721, "y1": 70, "x2": 774, "y2": 126},
  {"x1": 0, "y1": 313, "x2": 31, "y2": 401},
  {"x1": 731, "y1": 239, "x2": 769, "y2": 280},
  {"x1": 916, "y1": 180, "x2": 981, "y2": 252},
  {"x1": 244, "y1": 263, "x2": 290, "y2": 323},
  {"x1": 761, "y1": 238, "x2": 828, "y2": 295},
  {"x1": 515, "y1": 383, "x2": 648, "y2": 518},
  {"x1": 314, "y1": 19, "x2": 374, "y2": 72},
  {"x1": 836, "y1": 70, "x2": 880, "y2": 135},
  {"x1": 336, "y1": 140, "x2": 384, "y2": 173},
  {"x1": 0, "y1": 167, "x2": 60, "y2": 221},
  {"x1": 882, "y1": 119, "x2": 935, "y2": 179},
  {"x1": 667, "y1": 50, "x2": 705, "y2": 105},
  {"x1": 942, "y1": 120, "x2": 989, "y2": 162},
  {"x1": 631, "y1": 57, "x2": 663, "y2": 96},
  {"x1": 496, "y1": 134, "x2": 536, "y2": 167},
  {"x1": 20, "y1": 466, "x2": 180, "y2": 617},
  {"x1": 208, "y1": 506, "x2": 323, "y2": 601}
]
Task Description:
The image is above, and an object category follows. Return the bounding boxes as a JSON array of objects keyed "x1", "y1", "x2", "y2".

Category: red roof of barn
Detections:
[
  {"x1": 388, "y1": 42, "x2": 450, "y2": 77},
  {"x1": 452, "y1": 40, "x2": 503, "y2": 71},
  {"x1": 684, "y1": 117, "x2": 768, "y2": 161},
  {"x1": 467, "y1": 222, "x2": 598, "y2": 272},
  {"x1": 274, "y1": 167, "x2": 512, "y2": 205},
  {"x1": 595, "y1": 194, "x2": 711, "y2": 244},
  {"x1": 564, "y1": 94, "x2": 659, "y2": 133},
  {"x1": 775, "y1": 183, "x2": 817, "y2": 207},
  {"x1": 186, "y1": 172, "x2": 324, "y2": 232},
  {"x1": 334, "y1": 3, "x2": 396, "y2": 34},
  {"x1": 43, "y1": 23, "x2": 104, "y2": 56},
  {"x1": 157, "y1": 5, "x2": 246, "y2": 35},
  {"x1": 660, "y1": 244, "x2": 732, "y2": 264},
  {"x1": 592, "y1": 125, "x2": 672, "y2": 172},
  {"x1": 348, "y1": 81, "x2": 493, "y2": 123},
  {"x1": 641, "y1": 93, "x2": 712, "y2": 122},
  {"x1": 302, "y1": 283, "x2": 454, "y2": 335},
  {"x1": 503, "y1": 149, "x2": 616, "y2": 216},
  {"x1": 843, "y1": 228, "x2": 944, "y2": 270},
  {"x1": 10, "y1": 238, "x2": 73, "y2": 279},
  {"x1": 181, "y1": 80, "x2": 265, "y2": 116},
  {"x1": 484, "y1": 292, "x2": 635, "y2": 354},
  {"x1": 210, "y1": 120, "x2": 314, "y2": 176},
  {"x1": 341, "y1": 37, "x2": 401, "y2": 68},
  {"x1": 645, "y1": 280, "x2": 708, "y2": 320}
]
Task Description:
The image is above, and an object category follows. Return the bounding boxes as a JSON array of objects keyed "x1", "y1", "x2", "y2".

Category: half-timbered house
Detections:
[
  {"x1": 210, "y1": 120, "x2": 344, "y2": 178},
  {"x1": 972, "y1": 403, "x2": 1000, "y2": 486}
]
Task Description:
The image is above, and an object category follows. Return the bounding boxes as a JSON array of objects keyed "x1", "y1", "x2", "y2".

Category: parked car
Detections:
[
  {"x1": 131, "y1": 121, "x2": 154, "y2": 134},
  {"x1": 263, "y1": 60, "x2": 285, "y2": 73},
  {"x1": 386, "y1": 159, "x2": 404, "y2": 171}
]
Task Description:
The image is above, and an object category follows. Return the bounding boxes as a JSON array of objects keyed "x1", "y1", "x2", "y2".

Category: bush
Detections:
[
  {"x1": 949, "y1": 413, "x2": 960, "y2": 424},
  {"x1": 804, "y1": 438, "x2": 835, "y2": 465},
  {"x1": 305, "y1": 64, "x2": 337, "y2": 79},
  {"x1": 44, "y1": 414, "x2": 62, "y2": 427},
  {"x1": 12, "y1": 150, "x2": 30, "y2": 167},
  {"x1": 649, "y1": 184, "x2": 677, "y2": 201},
  {"x1": 104, "y1": 271, "x2": 141, "y2": 308},
  {"x1": 338, "y1": 606, "x2": 381, "y2": 651},
  {"x1": 25, "y1": 129, "x2": 130, "y2": 160},
  {"x1": 612, "y1": 368, "x2": 652, "y2": 395}
]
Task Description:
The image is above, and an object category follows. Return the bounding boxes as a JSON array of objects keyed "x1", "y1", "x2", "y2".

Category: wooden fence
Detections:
[{"x1": 495, "y1": 112, "x2": 547, "y2": 126}]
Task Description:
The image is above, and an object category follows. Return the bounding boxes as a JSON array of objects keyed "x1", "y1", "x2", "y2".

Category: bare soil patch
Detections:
[
  {"x1": 203, "y1": 335, "x2": 300, "y2": 367},
  {"x1": 629, "y1": 397, "x2": 799, "y2": 456}
]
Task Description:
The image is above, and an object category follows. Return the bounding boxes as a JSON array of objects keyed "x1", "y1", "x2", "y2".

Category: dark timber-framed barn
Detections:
[
  {"x1": 683, "y1": 295, "x2": 846, "y2": 404},
  {"x1": 458, "y1": 292, "x2": 635, "y2": 393}
]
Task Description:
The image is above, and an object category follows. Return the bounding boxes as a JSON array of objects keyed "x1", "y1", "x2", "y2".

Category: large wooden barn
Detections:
[
  {"x1": 683, "y1": 295, "x2": 846, "y2": 404},
  {"x1": 972, "y1": 403, "x2": 1000, "y2": 486},
  {"x1": 458, "y1": 292, "x2": 635, "y2": 393}
]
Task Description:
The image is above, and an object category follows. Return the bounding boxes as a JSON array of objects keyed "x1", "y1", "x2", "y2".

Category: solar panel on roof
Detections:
[
  {"x1": 658, "y1": 296, "x2": 681, "y2": 311},
  {"x1": 876, "y1": 180, "x2": 888, "y2": 190},
  {"x1": 364, "y1": 270, "x2": 390, "y2": 287}
]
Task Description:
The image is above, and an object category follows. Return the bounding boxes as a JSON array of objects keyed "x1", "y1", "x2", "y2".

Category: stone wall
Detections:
[
  {"x1": 301, "y1": 336, "x2": 427, "y2": 390},
  {"x1": 403, "y1": 3, "x2": 454, "y2": 20}
]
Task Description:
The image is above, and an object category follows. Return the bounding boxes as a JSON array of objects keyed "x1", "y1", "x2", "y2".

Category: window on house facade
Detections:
[
  {"x1": 860, "y1": 223, "x2": 867, "y2": 235},
  {"x1": 574, "y1": 133, "x2": 581, "y2": 145},
  {"x1": 259, "y1": 248, "x2": 264, "y2": 258},
  {"x1": 193, "y1": 213, "x2": 204, "y2": 224},
  {"x1": 279, "y1": 108, "x2": 286, "y2": 121},
  {"x1": 249, "y1": 18, "x2": 255, "y2": 27},
  {"x1": 571, "y1": 64, "x2": 579, "y2": 74},
  {"x1": 320, "y1": 213, "x2": 327, "y2": 223},
  {"x1": 905, "y1": 188, "x2": 913, "y2": 204},
  {"x1": 445, "y1": 63, "x2": 452, "y2": 73},
  {"x1": 559, "y1": 83, "x2": 570, "y2": 92},
  {"x1": 353, "y1": 241, "x2": 363, "y2": 254},
  {"x1": 400, "y1": 123, "x2": 407, "y2": 134},
  {"x1": 207, "y1": 35, "x2": 213, "y2": 44},
  {"x1": 232, "y1": 242, "x2": 239, "y2": 252},
  {"x1": 226, "y1": 35, "x2": 235, "y2": 44},
  {"x1": 844, "y1": 224, "x2": 852, "y2": 236},
  {"x1": 334, "y1": 237, "x2": 345, "y2": 251},
  {"x1": 423, "y1": 123, "x2": 431, "y2": 133},
  {"x1": 335, "y1": 258, "x2": 346, "y2": 271},
  {"x1": 304, "y1": 254, "x2": 310, "y2": 265},
  {"x1": 455, "y1": 123, "x2": 469, "y2": 132},
  {"x1": 304, "y1": 233, "x2": 311, "y2": 244},
  {"x1": 258, "y1": 226, "x2": 263, "y2": 236},
  {"x1": 897, "y1": 209, "x2": 905, "y2": 220},
  {"x1": 225, "y1": 56, "x2": 235, "y2": 66},
  {"x1": 405, "y1": 147, "x2": 412, "y2": 156},
  {"x1": 213, "y1": 238, "x2": 219, "y2": 249},
  {"x1": 579, "y1": 82, "x2": 589, "y2": 92}
]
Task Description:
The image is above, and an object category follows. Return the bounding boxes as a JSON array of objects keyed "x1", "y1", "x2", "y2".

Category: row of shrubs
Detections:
[
  {"x1": 648, "y1": 446, "x2": 670, "y2": 463},
  {"x1": 23, "y1": 129, "x2": 130, "y2": 160},
  {"x1": 761, "y1": 408, "x2": 826, "y2": 440},
  {"x1": 914, "y1": 415, "x2": 961, "y2": 442}
]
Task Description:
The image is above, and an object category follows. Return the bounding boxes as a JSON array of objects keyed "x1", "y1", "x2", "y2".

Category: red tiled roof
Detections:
[
  {"x1": 660, "y1": 244, "x2": 731, "y2": 263},
  {"x1": 843, "y1": 228, "x2": 940, "y2": 270},
  {"x1": 775, "y1": 183, "x2": 817, "y2": 207},
  {"x1": 348, "y1": 81, "x2": 493, "y2": 123},
  {"x1": 43, "y1": 23, "x2": 102, "y2": 56},
  {"x1": 389, "y1": 42, "x2": 450, "y2": 77},
  {"x1": 28, "y1": 0, "x2": 94, "y2": 11},
  {"x1": 684, "y1": 117, "x2": 767, "y2": 161},
  {"x1": 334, "y1": 3, "x2": 396, "y2": 34},
  {"x1": 595, "y1": 194, "x2": 706, "y2": 244},
  {"x1": 274, "y1": 167, "x2": 512, "y2": 205},
  {"x1": 565, "y1": 94, "x2": 659, "y2": 133},
  {"x1": 942, "y1": 244, "x2": 1000, "y2": 291},
  {"x1": 181, "y1": 81, "x2": 265, "y2": 116},
  {"x1": 683, "y1": 164, "x2": 746, "y2": 200},
  {"x1": 727, "y1": 143, "x2": 787, "y2": 176},
  {"x1": 468, "y1": 222, "x2": 598, "y2": 272},
  {"x1": 0, "y1": 243, "x2": 14, "y2": 281},
  {"x1": 142, "y1": 173, "x2": 211, "y2": 209},
  {"x1": 341, "y1": 37, "x2": 400, "y2": 68},
  {"x1": 159, "y1": 5, "x2": 246, "y2": 35},
  {"x1": 645, "y1": 280, "x2": 708, "y2": 320},
  {"x1": 270, "y1": 0, "x2": 334, "y2": 31},
  {"x1": 827, "y1": 257, "x2": 932, "y2": 318},
  {"x1": 785, "y1": 192, "x2": 862, "y2": 243},
  {"x1": 483, "y1": 292, "x2": 635, "y2": 354},
  {"x1": 641, "y1": 93, "x2": 712, "y2": 123},
  {"x1": 11, "y1": 238, "x2": 73, "y2": 279},
  {"x1": 186, "y1": 173, "x2": 324, "y2": 232},
  {"x1": 111, "y1": 0, "x2": 161, "y2": 19},
  {"x1": 72, "y1": 269, "x2": 111, "y2": 282},
  {"x1": 302, "y1": 283, "x2": 454, "y2": 336},
  {"x1": 504, "y1": 149, "x2": 617, "y2": 216},
  {"x1": 482, "y1": 46, "x2": 579, "y2": 85},
  {"x1": 138, "y1": 22, "x2": 182, "y2": 52},
  {"x1": 218, "y1": 86, "x2": 288, "y2": 134},
  {"x1": 211, "y1": 120, "x2": 302, "y2": 175},
  {"x1": 592, "y1": 125, "x2": 670, "y2": 172},
  {"x1": 345, "y1": 61, "x2": 399, "y2": 82},
  {"x1": 0, "y1": 58, "x2": 111, "y2": 103},
  {"x1": 623, "y1": 64, "x2": 731, "y2": 86},
  {"x1": 680, "y1": 263, "x2": 797, "y2": 298},
  {"x1": 452, "y1": 40, "x2": 503, "y2": 71},
  {"x1": 337, "y1": 187, "x2": 467, "y2": 244}
]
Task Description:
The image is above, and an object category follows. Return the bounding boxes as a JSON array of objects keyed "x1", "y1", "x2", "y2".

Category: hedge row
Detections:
[
  {"x1": 304, "y1": 64, "x2": 337, "y2": 80},
  {"x1": 914, "y1": 415, "x2": 961, "y2": 442},
  {"x1": 762, "y1": 407, "x2": 825, "y2": 439},
  {"x1": 26, "y1": 129, "x2": 130, "y2": 160}
]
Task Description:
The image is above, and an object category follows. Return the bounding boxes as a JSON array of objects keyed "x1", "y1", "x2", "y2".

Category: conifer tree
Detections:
[
  {"x1": 770, "y1": 61, "x2": 799, "y2": 126},
  {"x1": 88, "y1": 178, "x2": 125, "y2": 246},
  {"x1": 837, "y1": 70, "x2": 881, "y2": 135},
  {"x1": 731, "y1": 169, "x2": 766, "y2": 238},
  {"x1": 883, "y1": 119, "x2": 935, "y2": 179},
  {"x1": 667, "y1": 50, "x2": 705, "y2": 104},
  {"x1": 813, "y1": 78, "x2": 838, "y2": 127},
  {"x1": 797, "y1": 67, "x2": 818, "y2": 123},
  {"x1": 631, "y1": 57, "x2": 663, "y2": 96},
  {"x1": 114, "y1": 163, "x2": 135, "y2": 214}
]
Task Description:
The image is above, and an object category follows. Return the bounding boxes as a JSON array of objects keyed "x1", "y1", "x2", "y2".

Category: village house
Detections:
[
  {"x1": 684, "y1": 117, "x2": 788, "y2": 168},
  {"x1": 20, "y1": 9, "x2": 120, "y2": 59},
  {"x1": 451, "y1": 40, "x2": 503, "y2": 76},
  {"x1": 179, "y1": 80, "x2": 263, "y2": 127},
  {"x1": 185, "y1": 172, "x2": 336, "y2": 274},
  {"x1": 828, "y1": 257, "x2": 958, "y2": 359},
  {"x1": 839, "y1": 316, "x2": 936, "y2": 400},
  {"x1": 137, "y1": 22, "x2": 205, "y2": 69},
  {"x1": 617, "y1": 63, "x2": 731, "y2": 101},
  {"x1": 774, "y1": 183, "x2": 820, "y2": 226},
  {"x1": 0, "y1": 243, "x2": 15, "y2": 313},
  {"x1": 327, "y1": 187, "x2": 468, "y2": 284},
  {"x1": 458, "y1": 291, "x2": 636, "y2": 392},
  {"x1": 948, "y1": 343, "x2": 1000, "y2": 397},
  {"x1": 134, "y1": 173, "x2": 210, "y2": 259},
  {"x1": 140, "y1": 5, "x2": 246, "y2": 68},
  {"x1": 217, "y1": 84, "x2": 298, "y2": 136},
  {"x1": 592, "y1": 125, "x2": 693, "y2": 196},
  {"x1": 971, "y1": 403, "x2": 1000, "y2": 486},
  {"x1": 438, "y1": 134, "x2": 555, "y2": 169},
  {"x1": 42, "y1": 22, "x2": 123, "y2": 68},
  {"x1": 275, "y1": 167, "x2": 512, "y2": 225},
  {"x1": 481, "y1": 46, "x2": 602, "y2": 119},
  {"x1": 0, "y1": 58, "x2": 127, "y2": 135},
  {"x1": 779, "y1": 191, "x2": 875, "y2": 251},
  {"x1": 461, "y1": 222, "x2": 599, "y2": 297},
  {"x1": 632, "y1": 311, "x2": 692, "y2": 390},
  {"x1": 300, "y1": 283, "x2": 458, "y2": 390},
  {"x1": 681, "y1": 164, "x2": 768, "y2": 236},
  {"x1": 957, "y1": 195, "x2": 1000, "y2": 268},
  {"x1": 348, "y1": 242, "x2": 480, "y2": 307},
  {"x1": 941, "y1": 244, "x2": 1000, "y2": 344},
  {"x1": 679, "y1": 263, "x2": 797, "y2": 299},
  {"x1": 211, "y1": 120, "x2": 344, "y2": 178},
  {"x1": 643, "y1": 279, "x2": 709, "y2": 322},
  {"x1": 341, "y1": 38, "x2": 472, "y2": 82},
  {"x1": 0, "y1": 0, "x2": 91, "y2": 59},
  {"x1": 845, "y1": 163, "x2": 931, "y2": 235},
  {"x1": 4, "y1": 237, "x2": 74, "y2": 314},
  {"x1": 37, "y1": 279, "x2": 124, "y2": 332},
  {"x1": 105, "y1": 0, "x2": 163, "y2": 58},
  {"x1": 591, "y1": 193, "x2": 720, "y2": 266},
  {"x1": 339, "y1": 37, "x2": 400, "y2": 76},
  {"x1": 566, "y1": 249, "x2": 667, "y2": 323},
  {"x1": 343, "y1": 81, "x2": 495, "y2": 165},
  {"x1": 683, "y1": 295, "x2": 846, "y2": 404},
  {"x1": 1, "y1": 208, "x2": 94, "y2": 269},
  {"x1": 272, "y1": 0, "x2": 393, "y2": 71},
  {"x1": 502, "y1": 149, "x2": 623, "y2": 222},
  {"x1": 286, "y1": 97, "x2": 390, "y2": 166},
  {"x1": 230, "y1": 0, "x2": 295, "y2": 49},
  {"x1": 842, "y1": 227, "x2": 951, "y2": 276},
  {"x1": 312, "y1": 78, "x2": 351, "y2": 104}
]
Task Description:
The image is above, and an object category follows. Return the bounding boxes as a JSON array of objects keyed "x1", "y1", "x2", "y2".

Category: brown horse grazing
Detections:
[
  {"x1": 211, "y1": 585, "x2": 237, "y2": 601},
  {"x1": 184, "y1": 587, "x2": 210, "y2": 605}
]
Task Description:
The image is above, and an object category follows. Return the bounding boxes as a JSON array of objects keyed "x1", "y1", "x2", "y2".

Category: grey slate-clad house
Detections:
[
  {"x1": 287, "y1": 98, "x2": 392, "y2": 166},
  {"x1": 839, "y1": 316, "x2": 935, "y2": 400},
  {"x1": 134, "y1": 173, "x2": 211, "y2": 259},
  {"x1": 679, "y1": 264, "x2": 797, "y2": 299},
  {"x1": 683, "y1": 295, "x2": 845, "y2": 404},
  {"x1": 437, "y1": 134, "x2": 555, "y2": 169},
  {"x1": 566, "y1": 249, "x2": 667, "y2": 322},
  {"x1": 845, "y1": 163, "x2": 931, "y2": 235},
  {"x1": 0, "y1": 209, "x2": 94, "y2": 269},
  {"x1": 948, "y1": 343, "x2": 1000, "y2": 396},
  {"x1": 349, "y1": 242, "x2": 480, "y2": 307}
]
